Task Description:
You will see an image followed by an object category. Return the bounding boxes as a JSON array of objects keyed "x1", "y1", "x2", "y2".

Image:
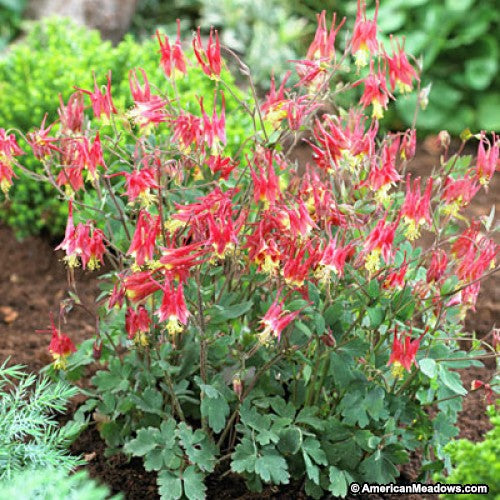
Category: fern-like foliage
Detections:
[{"x1": 0, "y1": 359, "x2": 84, "y2": 480}]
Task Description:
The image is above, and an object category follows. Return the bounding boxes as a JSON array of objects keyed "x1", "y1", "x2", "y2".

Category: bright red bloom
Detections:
[
  {"x1": 193, "y1": 27, "x2": 222, "y2": 79},
  {"x1": 316, "y1": 236, "x2": 354, "y2": 280},
  {"x1": 124, "y1": 270, "x2": 162, "y2": 303},
  {"x1": 126, "y1": 306, "x2": 152, "y2": 345},
  {"x1": 400, "y1": 129, "x2": 416, "y2": 160},
  {"x1": 121, "y1": 167, "x2": 160, "y2": 206},
  {"x1": 86, "y1": 227, "x2": 106, "y2": 270},
  {"x1": 58, "y1": 92, "x2": 85, "y2": 134},
  {"x1": 206, "y1": 155, "x2": 237, "y2": 180},
  {"x1": 37, "y1": 315, "x2": 76, "y2": 370},
  {"x1": 471, "y1": 379, "x2": 494, "y2": 404},
  {"x1": 401, "y1": 175, "x2": 433, "y2": 240},
  {"x1": 27, "y1": 114, "x2": 59, "y2": 160},
  {"x1": 426, "y1": 249, "x2": 448, "y2": 283},
  {"x1": 160, "y1": 242, "x2": 208, "y2": 282},
  {"x1": 383, "y1": 257, "x2": 408, "y2": 289},
  {"x1": 156, "y1": 20, "x2": 187, "y2": 79},
  {"x1": 108, "y1": 281, "x2": 125, "y2": 309},
  {"x1": 475, "y1": 133, "x2": 499, "y2": 186},
  {"x1": 442, "y1": 175, "x2": 480, "y2": 217},
  {"x1": 55, "y1": 202, "x2": 87, "y2": 268},
  {"x1": 171, "y1": 111, "x2": 203, "y2": 151},
  {"x1": 282, "y1": 241, "x2": 319, "y2": 287},
  {"x1": 127, "y1": 210, "x2": 160, "y2": 266},
  {"x1": 199, "y1": 91, "x2": 226, "y2": 151},
  {"x1": 451, "y1": 221, "x2": 481, "y2": 259},
  {"x1": 0, "y1": 128, "x2": 22, "y2": 195},
  {"x1": 262, "y1": 71, "x2": 291, "y2": 127},
  {"x1": 129, "y1": 68, "x2": 169, "y2": 128},
  {"x1": 156, "y1": 282, "x2": 190, "y2": 335},
  {"x1": 76, "y1": 71, "x2": 117, "y2": 120},
  {"x1": 387, "y1": 326, "x2": 423, "y2": 375},
  {"x1": 258, "y1": 291, "x2": 301, "y2": 343},
  {"x1": 250, "y1": 149, "x2": 280, "y2": 208},
  {"x1": 367, "y1": 136, "x2": 401, "y2": 200},
  {"x1": 306, "y1": 11, "x2": 345, "y2": 61},
  {"x1": 358, "y1": 61, "x2": 391, "y2": 119},
  {"x1": 362, "y1": 216, "x2": 399, "y2": 273},
  {"x1": 351, "y1": 0, "x2": 379, "y2": 67},
  {"x1": 385, "y1": 36, "x2": 418, "y2": 94}
]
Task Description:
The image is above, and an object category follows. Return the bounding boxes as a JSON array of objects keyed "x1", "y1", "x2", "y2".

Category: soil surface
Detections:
[{"x1": 0, "y1": 144, "x2": 497, "y2": 499}]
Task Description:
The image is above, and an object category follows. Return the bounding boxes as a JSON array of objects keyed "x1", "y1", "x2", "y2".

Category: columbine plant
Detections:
[{"x1": 2, "y1": 3, "x2": 499, "y2": 498}]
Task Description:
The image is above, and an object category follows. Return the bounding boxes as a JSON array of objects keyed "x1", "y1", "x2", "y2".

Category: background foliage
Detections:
[
  {"x1": 132, "y1": 0, "x2": 500, "y2": 133},
  {"x1": 0, "y1": 0, "x2": 25, "y2": 50}
]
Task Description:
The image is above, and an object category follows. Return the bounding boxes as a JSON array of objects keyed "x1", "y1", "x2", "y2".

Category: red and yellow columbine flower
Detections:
[
  {"x1": 124, "y1": 270, "x2": 162, "y2": 303},
  {"x1": 0, "y1": 128, "x2": 22, "y2": 195},
  {"x1": 250, "y1": 149, "x2": 280, "y2": 208},
  {"x1": 119, "y1": 167, "x2": 160, "y2": 207},
  {"x1": 387, "y1": 326, "x2": 424, "y2": 378},
  {"x1": 37, "y1": 316, "x2": 76, "y2": 370},
  {"x1": 474, "y1": 133, "x2": 499, "y2": 187},
  {"x1": 401, "y1": 175, "x2": 433, "y2": 240},
  {"x1": 426, "y1": 249, "x2": 448, "y2": 284},
  {"x1": 367, "y1": 137, "x2": 401, "y2": 203},
  {"x1": 382, "y1": 256, "x2": 408, "y2": 290},
  {"x1": 193, "y1": 27, "x2": 221, "y2": 79},
  {"x1": 156, "y1": 282, "x2": 190, "y2": 335},
  {"x1": 199, "y1": 91, "x2": 226, "y2": 153},
  {"x1": 362, "y1": 217, "x2": 399, "y2": 274},
  {"x1": 156, "y1": 20, "x2": 187, "y2": 79},
  {"x1": 258, "y1": 291, "x2": 301, "y2": 344},
  {"x1": 127, "y1": 210, "x2": 160, "y2": 267},
  {"x1": 351, "y1": 0, "x2": 379, "y2": 68},
  {"x1": 385, "y1": 36, "x2": 418, "y2": 94},
  {"x1": 261, "y1": 72, "x2": 291, "y2": 128},
  {"x1": 126, "y1": 306, "x2": 152, "y2": 346},
  {"x1": 76, "y1": 71, "x2": 117, "y2": 121},
  {"x1": 358, "y1": 61, "x2": 391, "y2": 119},
  {"x1": 58, "y1": 92, "x2": 84, "y2": 134},
  {"x1": 442, "y1": 175, "x2": 480, "y2": 218},
  {"x1": 315, "y1": 236, "x2": 354, "y2": 282}
]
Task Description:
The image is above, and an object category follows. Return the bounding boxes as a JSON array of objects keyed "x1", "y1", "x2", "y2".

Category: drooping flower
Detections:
[
  {"x1": 387, "y1": 326, "x2": 424, "y2": 378},
  {"x1": 362, "y1": 216, "x2": 399, "y2": 274},
  {"x1": 400, "y1": 175, "x2": 433, "y2": 240},
  {"x1": 442, "y1": 175, "x2": 480, "y2": 218},
  {"x1": 156, "y1": 282, "x2": 190, "y2": 335},
  {"x1": 250, "y1": 149, "x2": 280, "y2": 208},
  {"x1": 0, "y1": 128, "x2": 22, "y2": 195},
  {"x1": 199, "y1": 91, "x2": 226, "y2": 153},
  {"x1": 400, "y1": 128, "x2": 416, "y2": 161},
  {"x1": 126, "y1": 306, "x2": 152, "y2": 346},
  {"x1": 55, "y1": 202, "x2": 88, "y2": 268},
  {"x1": 367, "y1": 136, "x2": 401, "y2": 203},
  {"x1": 86, "y1": 227, "x2": 106, "y2": 270},
  {"x1": 37, "y1": 315, "x2": 76, "y2": 370},
  {"x1": 471, "y1": 379, "x2": 494, "y2": 404},
  {"x1": 127, "y1": 210, "x2": 160, "y2": 267},
  {"x1": 261, "y1": 72, "x2": 291, "y2": 128},
  {"x1": 351, "y1": 0, "x2": 379, "y2": 68},
  {"x1": 26, "y1": 114, "x2": 59, "y2": 160},
  {"x1": 258, "y1": 291, "x2": 301, "y2": 344},
  {"x1": 124, "y1": 270, "x2": 162, "y2": 303},
  {"x1": 76, "y1": 71, "x2": 117, "y2": 121},
  {"x1": 306, "y1": 10, "x2": 345, "y2": 62},
  {"x1": 156, "y1": 20, "x2": 187, "y2": 79},
  {"x1": 474, "y1": 133, "x2": 499, "y2": 187},
  {"x1": 382, "y1": 256, "x2": 408, "y2": 289},
  {"x1": 193, "y1": 27, "x2": 222, "y2": 79},
  {"x1": 315, "y1": 236, "x2": 354, "y2": 282},
  {"x1": 358, "y1": 61, "x2": 391, "y2": 119},
  {"x1": 120, "y1": 167, "x2": 160, "y2": 207},
  {"x1": 385, "y1": 36, "x2": 418, "y2": 94},
  {"x1": 426, "y1": 249, "x2": 448, "y2": 283},
  {"x1": 58, "y1": 92, "x2": 85, "y2": 134}
]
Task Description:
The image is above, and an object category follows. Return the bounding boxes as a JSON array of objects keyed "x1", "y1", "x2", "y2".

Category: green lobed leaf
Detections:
[
  {"x1": 157, "y1": 470, "x2": 182, "y2": 500},
  {"x1": 182, "y1": 466, "x2": 206, "y2": 500}
]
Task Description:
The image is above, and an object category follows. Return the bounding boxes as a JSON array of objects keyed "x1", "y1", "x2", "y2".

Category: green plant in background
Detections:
[
  {"x1": 0, "y1": 359, "x2": 84, "y2": 479},
  {"x1": 0, "y1": 0, "x2": 25, "y2": 50},
  {"x1": 0, "y1": 18, "x2": 250, "y2": 238},
  {"x1": 0, "y1": 468, "x2": 121, "y2": 500},
  {"x1": 434, "y1": 405, "x2": 500, "y2": 499},
  {"x1": 199, "y1": 0, "x2": 307, "y2": 88}
]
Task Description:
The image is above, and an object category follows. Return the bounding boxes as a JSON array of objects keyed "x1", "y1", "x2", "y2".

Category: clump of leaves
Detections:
[
  {"x1": 435, "y1": 405, "x2": 500, "y2": 499},
  {"x1": 0, "y1": 359, "x2": 83, "y2": 479}
]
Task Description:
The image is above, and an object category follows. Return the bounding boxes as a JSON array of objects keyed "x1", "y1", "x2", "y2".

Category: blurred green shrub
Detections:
[
  {"x1": 0, "y1": 18, "x2": 250, "y2": 238},
  {"x1": 0, "y1": 468, "x2": 121, "y2": 499},
  {"x1": 0, "y1": 0, "x2": 26, "y2": 50},
  {"x1": 434, "y1": 405, "x2": 500, "y2": 499}
]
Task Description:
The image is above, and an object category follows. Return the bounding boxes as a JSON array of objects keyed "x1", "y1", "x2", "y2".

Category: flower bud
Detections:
[{"x1": 438, "y1": 130, "x2": 450, "y2": 149}]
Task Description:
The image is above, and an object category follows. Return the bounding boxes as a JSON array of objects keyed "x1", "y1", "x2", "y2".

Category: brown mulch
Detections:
[{"x1": 0, "y1": 144, "x2": 497, "y2": 499}]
